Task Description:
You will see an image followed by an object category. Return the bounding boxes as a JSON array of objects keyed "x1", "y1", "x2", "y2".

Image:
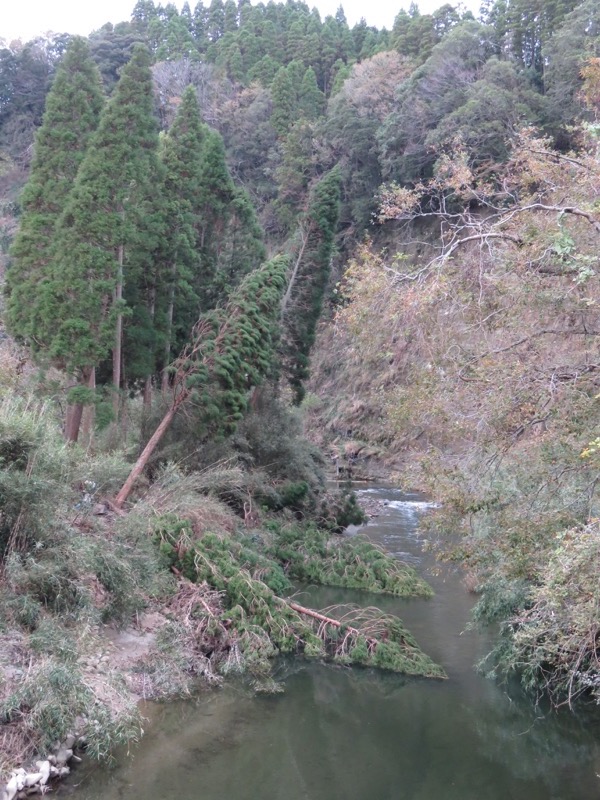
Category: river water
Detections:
[{"x1": 67, "y1": 486, "x2": 600, "y2": 800}]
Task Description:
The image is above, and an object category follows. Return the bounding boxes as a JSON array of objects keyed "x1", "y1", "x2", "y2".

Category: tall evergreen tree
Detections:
[
  {"x1": 271, "y1": 65, "x2": 296, "y2": 136},
  {"x1": 282, "y1": 166, "x2": 341, "y2": 403},
  {"x1": 157, "y1": 84, "x2": 208, "y2": 384},
  {"x1": 157, "y1": 86, "x2": 266, "y2": 386},
  {"x1": 208, "y1": 0, "x2": 226, "y2": 41},
  {"x1": 195, "y1": 126, "x2": 265, "y2": 311},
  {"x1": 115, "y1": 254, "x2": 289, "y2": 507},
  {"x1": 210, "y1": 186, "x2": 266, "y2": 304},
  {"x1": 40, "y1": 44, "x2": 160, "y2": 441},
  {"x1": 224, "y1": 0, "x2": 239, "y2": 33},
  {"x1": 5, "y1": 38, "x2": 104, "y2": 344},
  {"x1": 299, "y1": 66, "x2": 326, "y2": 119}
]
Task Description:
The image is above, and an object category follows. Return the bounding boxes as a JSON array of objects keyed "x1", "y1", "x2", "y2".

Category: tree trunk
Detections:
[
  {"x1": 114, "y1": 391, "x2": 188, "y2": 508},
  {"x1": 287, "y1": 601, "x2": 349, "y2": 630},
  {"x1": 65, "y1": 368, "x2": 91, "y2": 443},
  {"x1": 113, "y1": 242, "x2": 124, "y2": 422},
  {"x1": 162, "y1": 277, "x2": 176, "y2": 396},
  {"x1": 65, "y1": 403, "x2": 84, "y2": 443},
  {"x1": 143, "y1": 284, "x2": 157, "y2": 411},
  {"x1": 143, "y1": 375, "x2": 153, "y2": 409},
  {"x1": 280, "y1": 225, "x2": 309, "y2": 316},
  {"x1": 80, "y1": 368, "x2": 96, "y2": 449}
]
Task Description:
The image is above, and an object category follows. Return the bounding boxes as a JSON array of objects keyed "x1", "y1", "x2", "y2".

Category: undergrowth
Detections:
[{"x1": 0, "y1": 393, "x2": 442, "y2": 777}]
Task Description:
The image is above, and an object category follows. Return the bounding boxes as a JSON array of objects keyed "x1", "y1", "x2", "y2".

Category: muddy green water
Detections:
[{"x1": 67, "y1": 487, "x2": 600, "y2": 800}]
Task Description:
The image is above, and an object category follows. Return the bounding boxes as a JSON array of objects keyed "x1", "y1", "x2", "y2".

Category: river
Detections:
[{"x1": 65, "y1": 486, "x2": 600, "y2": 800}]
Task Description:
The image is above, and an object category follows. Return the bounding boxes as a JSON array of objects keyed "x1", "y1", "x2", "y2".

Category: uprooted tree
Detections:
[{"x1": 114, "y1": 255, "x2": 289, "y2": 508}]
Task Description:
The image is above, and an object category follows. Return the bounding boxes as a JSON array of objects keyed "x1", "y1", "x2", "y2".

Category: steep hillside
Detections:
[{"x1": 307, "y1": 130, "x2": 600, "y2": 703}]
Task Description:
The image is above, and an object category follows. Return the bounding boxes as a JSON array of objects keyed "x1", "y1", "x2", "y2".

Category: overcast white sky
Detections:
[{"x1": 2, "y1": 0, "x2": 480, "y2": 44}]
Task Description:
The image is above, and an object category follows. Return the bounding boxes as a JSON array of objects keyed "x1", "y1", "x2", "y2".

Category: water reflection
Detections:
[{"x1": 67, "y1": 487, "x2": 600, "y2": 800}]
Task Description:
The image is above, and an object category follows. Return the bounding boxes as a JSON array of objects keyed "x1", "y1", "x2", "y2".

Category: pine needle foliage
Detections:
[
  {"x1": 157, "y1": 84, "x2": 208, "y2": 364},
  {"x1": 265, "y1": 523, "x2": 434, "y2": 598},
  {"x1": 5, "y1": 37, "x2": 104, "y2": 344},
  {"x1": 154, "y1": 520, "x2": 444, "y2": 679},
  {"x1": 283, "y1": 166, "x2": 341, "y2": 403},
  {"x1": 190, "y1": 254, "x2": 289, "y2": 434},
  {"x1": 156, "y1": 85, "x2": 266, "y2": 365},
  {"x1": 40, "y1": 44, "x2": 159, "y2": 378}
]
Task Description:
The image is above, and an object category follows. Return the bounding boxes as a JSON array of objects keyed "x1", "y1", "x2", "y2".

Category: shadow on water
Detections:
[{"x1": 65, "y1": 485, "x2": 600, "y2": 800}]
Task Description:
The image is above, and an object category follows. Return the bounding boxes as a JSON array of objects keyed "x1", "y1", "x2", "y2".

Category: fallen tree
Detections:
[
  {"x1": 152, "y1": 521, "x2": 446, "y2": 680},
  {"x1": 115, "y1": 255, "x2": 288, "y2": 508}
]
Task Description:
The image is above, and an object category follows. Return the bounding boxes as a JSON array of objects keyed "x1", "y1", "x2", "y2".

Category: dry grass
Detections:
[
  {"x1": 0, "y1": 724, "x2": 35, "y2": 778},
  {"x1": 129, "y1": 463, "x2": 239, "y2": 537}
]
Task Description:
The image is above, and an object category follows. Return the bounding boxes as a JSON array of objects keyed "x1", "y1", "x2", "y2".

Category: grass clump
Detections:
[
  {"x1": 0, "y1": 658, "x2": 141, "y2": 764},
  {"x1": 0, "y1": 396, "x2": 73, "y2": 560}
]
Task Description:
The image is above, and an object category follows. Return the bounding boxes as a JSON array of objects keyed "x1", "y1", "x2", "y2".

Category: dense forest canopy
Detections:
[{"x1": 0, "y1": 2, "x2": 599, "y2": 777}]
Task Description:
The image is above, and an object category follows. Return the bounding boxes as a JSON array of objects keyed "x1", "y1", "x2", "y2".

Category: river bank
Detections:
[
  {"x1": 0, "y1": 428, "x2": 442, "y2": 798},
  {"x1": 62, "y1": 487, "x2": 600, "y2": 800}
]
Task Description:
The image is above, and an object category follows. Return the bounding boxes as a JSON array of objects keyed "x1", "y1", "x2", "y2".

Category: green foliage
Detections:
[
  {"x1": 189, "y1": 255, "x2": 288, "y2": 437},
  {"x1": 321, "y1": 489, "x2": 366, "y2": 531},
  {"x1": 40, "y1": 44, "x2": 160, "y2": 382},
  {"x1": 0, "y1": 394, "x2": 169, "y2": 614},
  {"x1": 543, "y1": 0, "x2": 600, "y2": 132},
  {"x1": 230, "y1": 389, "x2": 326, "y2": 503},
  {"x1": 153, "y1": 518, "x2": 441, "y2": 679},
  {"x1": 154, "y1": 84, "x2": 208, "y2": 365},
  {"x1": 484, "y1": 0, "x2": 580, "y2": 77},
  {"x1": 282, "y1": 167, "x2": 341, "y2": 403},
  {"x1": 477, "y1": 520, "x2": 600, "y2": 703},
  {"x1": 0, "y1": 36, "x2": 67, "y2": 164},
  {"x1": 0, "y1": 396, "x2": 73, "y2": 560},
  {"x1": 426, "y1": 58, "x2": 543, "y2": 166},
  {"x1": 5, "y1": 37, "x2": 104, "y2": 344},
  {"x1": 266, "y1": 522, "x2": 433, "y2": 598}
]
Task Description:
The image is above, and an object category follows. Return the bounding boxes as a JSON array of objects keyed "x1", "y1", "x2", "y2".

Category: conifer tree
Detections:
[
  {"x1": 281, "y1": 167, "x2": 341, "y2": 403},
  {"x1": 157, "y1": 86, "x2": 265, "y2": 386},
  {"x1": 210, "y1": 187, "x2": 267, "y2": 304},
  {"x1": 115, "y1": 255, "x2": 289, "y2": 507},
  {"x1": 195, "y1": 126, "x2": 265, "y2": 312},
  {"x1": 157, "y1": 84, "x2": 208, "y2": 385},
  {"x1": 41, "y1": 44, "x2": 160, "y2": 441},
  {"x1": 271, "y1": 65, "x2": 296, "y2": 136},
  {"x1": 247, "y1": 54, "x2": 280, "y2": 86},
  {"x1": 5, "y1": 37, "x2": 104, "y2": 343},
  {"x1": 208, "y1": 0, "x2": 226, "y2": 41},
  {"x1": 196, "y1": 127, "x2": 236, "y2": 270},
  {"x1": 299, "y1": 66, "x2": 326, "y2": 119},
  {"x1": 223, "y1": 0, "x2": 239, "y2": 33}
]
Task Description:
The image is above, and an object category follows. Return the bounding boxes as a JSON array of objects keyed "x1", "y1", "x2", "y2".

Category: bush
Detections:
[
  {"x1": 0, "y1": 396, "x2": 74, "y2": 560},
  {"x1": 0, "y1": 659, "x2": 141, "y2": 762},
  {"x1": 480, "y1": 520, "x2": 600, "y2": 703}
]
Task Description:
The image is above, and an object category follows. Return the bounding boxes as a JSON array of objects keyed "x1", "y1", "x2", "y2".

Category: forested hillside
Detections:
[{"x1": 0, "y1": 0, "x2": 600, "y2": 783}]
